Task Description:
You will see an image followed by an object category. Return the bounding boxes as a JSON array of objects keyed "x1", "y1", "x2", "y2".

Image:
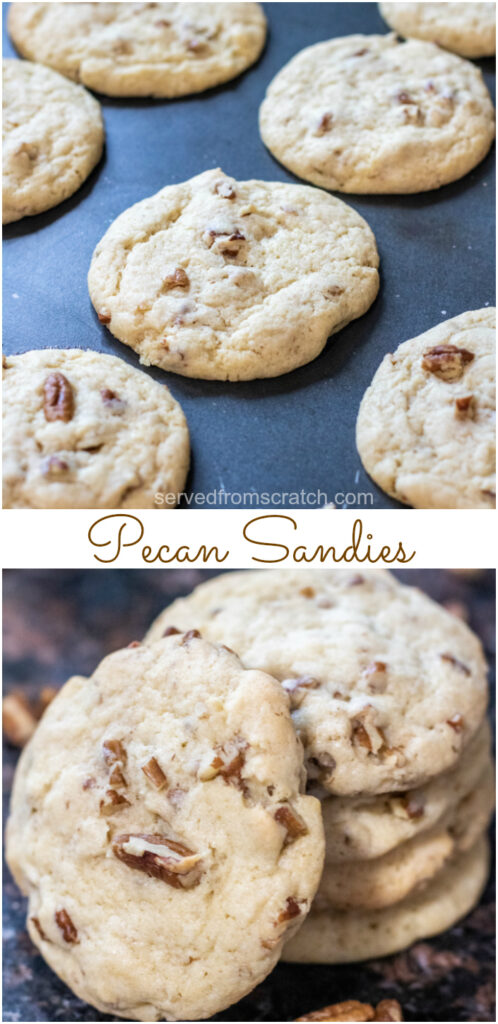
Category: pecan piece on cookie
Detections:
[
  {"x1": 274, "y1": 803, "x2": 309, "y2": 844},
  {"x1": 421, "y1": 345, "x2": 474, "y2": 381},
  {"x1": 43, "y1": 372, "x2": 74, "y2": 422},
  {"x1": 55, "y1": 908, "x2": 78, "y2": 944},
  {"x1": 102, "y1": 738, "x2": 127, "y2": 766},
  {"x1": 455, "y1": 395, "x2": 476, "y2": 419},
  {"x1": 314, "y1": 112, "x2": 334, "y2": 135},
  {"x1": 142, "y1": 756, "x2": 167, "y2": 789},
  {"x1": 112, "y1": 833, "x2": 203, "y2": 888},
  {"x1": 99, "y1": 789, "x2": 130, "y2": 815},
  {"x1": 163, "y1": 268, "x2": 190, "y2": 290}
]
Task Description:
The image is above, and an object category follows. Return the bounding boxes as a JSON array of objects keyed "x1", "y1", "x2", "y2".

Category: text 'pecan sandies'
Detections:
[
  {"x1": 112, "y1": 833, "x2": 203, "y2": 888},
  {"x1": 43, "y1": 372, "x2": 74, "y2": 422}
]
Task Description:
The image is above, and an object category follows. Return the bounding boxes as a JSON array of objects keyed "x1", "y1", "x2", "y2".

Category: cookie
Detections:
[
  {"x1": 8, "y1": 3, "x2": 266, "y2": 98},
  {"x1": 6, "y1": 634, "x2": 324, "y2": 1021},
  {"x1": 322, "y1": 720, "x2": 492, "y2": 863},
  {"x1": 3, "y1": 59, "x2": 103, "y2": 224},
  {"x1": 379, "y1": 4, "x2": 496, "y2": 59},
  {"x1": 3, "y1": 349, "x2": 189, "y2": 508},
  {"x1": 283, "y1": 836, "x2": 490, "y2": 964},
  {"x1": 316, "y1": 761, "x2": 494, "y2": 911},
  {"x1": 356, "y1": 308, "x2": 496, "y2": 509},
  {"x1": 145, "y1": 569, "x2": 489, "y2": 796},
  {"x1": 259, "y1": 34, "x2": 495, "y2": 193},
  {"x1": 88, "y1": 168, "x2": 379, "y2": 381}
]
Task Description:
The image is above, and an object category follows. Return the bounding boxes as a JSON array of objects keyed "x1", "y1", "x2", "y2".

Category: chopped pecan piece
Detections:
[
  {"x1": 142, "y1": 757, "x2": 167, "y2": 789},
  {"x1": 102, "y1": 739, "x2": 127, "y2": 766},
  {"x1": 205, "y1": 229, "x2": 246, "y2": 256},
  {"x1": 300, "y1": 586, "x2": 316, "y2": 598},
  {"x1": 31, "y1": 916, "x2": 49, "y2": 942},
  {"x1": 352, "y1": 706, "x2": 387, "y2": 754},
  {"x1": 352, "y1": 47, "x2": 369, "y2": 57},
  {"x1": 112, "y1": 833, "x2": 203, "y2": 888},
  {"x1": 274, "y1": 804, "x2": 308, "y2": 844},
  {"x1": 97, "y1": 311, "x2": 111, "y2": 324},
  {"x1": 282, "y1": 675, "x2": 321, "y2": 694},
  {"x1": 163, "y1": 625, "x2": 181, "y2": 637},
  {"x1": 440, "y1": 653, "x2": 470, "y2": 675},
  {"x1": 164, "y1": 268, "x2": 190, "y2": 290},
  {"x1": 127, "y1": 640, "x2": 141, "y2": 648},
  {"x1": 455, "y1": 395, "x2": 476, "y2": 419},
  {"x1": 214, "y1": 181, "x2": 237, "y2": 199},
  {"x1": 155, "y1": 18, "x2": 171, "y2": 27},
  {"x1": 109, "y1": 765, "x2": 127, "y2": 789},
  {"x1": 278, "y1": 896, "x2": 303, "y2": 924},
  {"x1": 99, "y1": 789, "x2": 131, "y2": 814},
  {"x1": 200, "y1": 737, "x2": 248, "y2": 792},
  {"x1": 390, "y1": 792, "x2": 425, "y2": 820},
  {"x1": 422, "y1": 345, "x2": 474, "y2": 382},
  {"x1": 446, "y1": 713, "x2": 465, "y2": 733},
  {"x1": 43, "y1": 372, "x2": 74, "y2": 423},
  {"x1": 181, "y1": 629, "x2": 201, "y2": 643},
  {"x1": 101, "y1": 387, "x2": 124, "y2": 408},
  {"x1": 2, "y1": 693, "x2": 37, "y2": 747},
  {"x1": 314, "y1": 112, "x2": 333, "y2": 135},
  {"x1": 55, "y1": 909, "x2": 78, "y2": 944}
]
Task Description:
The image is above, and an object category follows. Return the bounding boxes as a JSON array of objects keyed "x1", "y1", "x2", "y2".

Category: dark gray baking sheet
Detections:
[
  {"x1": 2, "y1": 568, "x2": 496, "y2": 1021},
  {"x1": 2, "y1": 2, "x2": 496, "y2": 508}
]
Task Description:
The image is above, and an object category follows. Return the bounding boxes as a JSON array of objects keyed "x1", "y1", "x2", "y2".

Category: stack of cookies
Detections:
[
  {"x1": 6, "y1": 569, "x2": 493, "y2": 1020},
  {"x1": 146, "y1": 568, "x2": 494, "y2": 965}
]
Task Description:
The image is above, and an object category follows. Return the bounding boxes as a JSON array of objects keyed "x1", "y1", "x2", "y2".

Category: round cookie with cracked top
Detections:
[
  {"x1": 3, "y1": 59, "x2": 103, "y2": 224},
  {"x1": 316, "y1": 759, "x2": 495, "y2": 911},
  {"x1": 6, "y1": 634, "x2": 324, "y2": 1021},
  {"x1": 322, "y1": 719, "x2": 492, "y2": 864},
  {"x1": 2, "y1": 349, "x2": 189, "y2": 508},
  {"x1": 379, "y1": 3, "x2": 496, "y2": 59},
  {"x1": 356, "y1": 308, "x2": 496, "y2": 509},
  {"x1": 259, "y1": 34, "x2": 495, "y2": 194},
  {"x1": 145, "y1": 569, "x2": 489, "y2": 797},
  {"x1": 283, "y1": 835, "x2": 490, "y2": 964},
  {"x1": 7, "y1": 3, "x2": 267, "y2": 98},
  {"x1": 87, "y1": 168, "x2": 379, "y2": 381}
]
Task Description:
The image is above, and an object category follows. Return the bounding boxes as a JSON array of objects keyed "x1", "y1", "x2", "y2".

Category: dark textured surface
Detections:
[
  {"x1": 2, "y1": 3, "x2": 496, "y2": 509},
  {"x1": 2, "y1": 568, "x2": 496, "y2": 1022}
]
